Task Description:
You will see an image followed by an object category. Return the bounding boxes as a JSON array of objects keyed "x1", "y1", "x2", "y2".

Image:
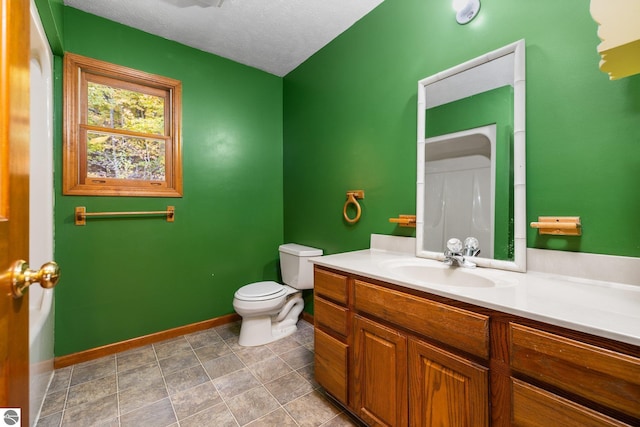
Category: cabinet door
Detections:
[
  {"x1": 353, "y1": 315, "x2": 408, "y2": 427},
  {"x1": 315, "y1": 328, "x2": 349, "y2": 405},
  {"x1": 409, "y1": 338, "x2": 489, "y2": 427}
]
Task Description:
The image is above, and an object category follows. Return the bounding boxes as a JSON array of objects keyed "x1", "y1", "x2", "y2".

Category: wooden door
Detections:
[
  {"x1": 409, "y1": 338, "x2": 489, "y2": 427},
  {"x1": 0, "y1": 0, "x2": 32, "y2": 425},
  {"x1": 353, "y1": 315, "x2": 408, "y2": 427}
]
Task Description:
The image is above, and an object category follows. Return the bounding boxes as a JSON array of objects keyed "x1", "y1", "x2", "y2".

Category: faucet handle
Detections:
[
  {"x1": 446, "y1": 238, "x2": 463, "y2": 254},
  {"x1": 463, "y1": 237, "x2": 480, "y2": 257}
]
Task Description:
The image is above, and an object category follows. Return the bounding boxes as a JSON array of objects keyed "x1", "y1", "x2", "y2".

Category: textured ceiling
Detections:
[{"x1": 63, "y1": 0, "x2": 385, "y2": 76}]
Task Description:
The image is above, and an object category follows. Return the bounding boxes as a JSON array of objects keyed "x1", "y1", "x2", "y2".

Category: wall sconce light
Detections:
[{"x1": 453, "y1": 0, "x2": 481, "y2": 24}]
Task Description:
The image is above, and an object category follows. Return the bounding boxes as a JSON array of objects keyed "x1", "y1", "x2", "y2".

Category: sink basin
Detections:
[{"x1": 381, "y1": 259, "x2": 500, "y2": 288}]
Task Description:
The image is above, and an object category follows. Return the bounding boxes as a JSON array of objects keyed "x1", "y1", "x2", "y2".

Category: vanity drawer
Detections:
[
  {"x1": 315, "y1": 296, "x2": 349, "y2": 337},
  {"x1": 314, "y1": 268, "x2": 349, "y2": 305},
  {"x1": 510, "y1": 323, "x2": 640, "y2": 419},
  {"x1": 315, "y1": 328, "x2": 349, "y2": 405},
  {"x1": 354, "y1": 280, "x2": 489, "y2": 359},
  {"x1": 511, "y1": 378, "x2": 632, "y2": 427}
]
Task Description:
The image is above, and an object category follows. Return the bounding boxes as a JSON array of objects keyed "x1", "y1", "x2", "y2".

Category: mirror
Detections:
[{"x1": 416, "y1": 40, "x2": 526, "y2": 272}]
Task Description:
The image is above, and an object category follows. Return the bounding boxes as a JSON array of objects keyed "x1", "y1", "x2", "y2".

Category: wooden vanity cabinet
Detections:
[
  {"x1": 511, "y1": 379, "x2": 632, "y2": 427},
  {"x1": 409, "y1": 338, "x2": 488, "y2": 427},
  {"x1": 313, "y1": 268, "x2": 350, "y2": 405},
  {"x1": 352, "y1": 279, "x2": 489, "y2": 427},
  {"x1": 353, "y1": 315, "x2": 408, "y2": 427},
  {"x1": 509, "y1": 323, "x2": 640, "y2": 426},
  {"x1": 314, "y1": 266, "x2": 490, "y2": 427},
  {"x1": 351, "y1": 314, "x2": 490, "y2": 427},
  {"x1": 313, "y1": 265, "x2": 640, "y2": 427}
]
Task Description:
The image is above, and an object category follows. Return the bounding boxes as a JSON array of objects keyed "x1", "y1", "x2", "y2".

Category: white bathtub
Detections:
[{"x1": 29, "y1": 1, "x2": 55, "y2": 424}]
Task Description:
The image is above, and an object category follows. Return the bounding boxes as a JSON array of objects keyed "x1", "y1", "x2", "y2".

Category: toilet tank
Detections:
[{"x1": 279, "y1": 243, "x2": 323, "y2": 290}]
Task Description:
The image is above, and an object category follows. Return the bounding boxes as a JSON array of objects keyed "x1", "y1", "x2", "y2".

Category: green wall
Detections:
[
  {"x1": 35, "y1": 0, "x2": 64, "y2": 55},
  {"x1": 53, "y1": 8, "x2": 283, "y2": 356},
  {"x1": 283, "y1": 0, "x2": 640, "y2": 258},
  {"x1": 43, "y1": 0, "x2": 640, "y2": 356}
]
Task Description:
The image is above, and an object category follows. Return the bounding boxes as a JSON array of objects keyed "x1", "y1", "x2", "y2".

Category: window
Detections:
[{"x1": 63, "y1": 53, "x2": 182, "y2": 197}]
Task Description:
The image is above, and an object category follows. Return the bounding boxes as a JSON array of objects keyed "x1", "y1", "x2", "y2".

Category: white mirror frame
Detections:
[{"x1": 416, "y1": 39, "x2": 526, "y2": 272}]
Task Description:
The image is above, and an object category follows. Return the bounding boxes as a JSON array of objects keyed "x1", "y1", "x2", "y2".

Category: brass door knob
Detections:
[{"x1": 9, "y1": 260, "x2": 60, "y2": 298}]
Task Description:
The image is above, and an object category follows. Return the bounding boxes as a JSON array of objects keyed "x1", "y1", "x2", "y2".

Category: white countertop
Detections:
[{"x1": 311, "y1": 248, "x2": 640, "y2": 347}]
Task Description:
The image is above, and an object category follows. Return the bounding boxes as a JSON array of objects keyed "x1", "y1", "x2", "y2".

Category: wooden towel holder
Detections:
[
  {"x1": 75, "y1": 206, "x2": 175, "y2": 226},
  {"x1": 389, "y1": 214, "x2": 416, "y2": 228},
  {"x1": 530, "y1": 216, "x2": 581, "y2": 236},
  {"x1": 343, "y1": 190, "x2": 365, "y2": 224}
]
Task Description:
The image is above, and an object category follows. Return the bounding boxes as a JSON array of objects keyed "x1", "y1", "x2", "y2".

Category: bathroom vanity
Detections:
[
  {"x1": 311, "y1": 248, "x2": 640, "y2": 427},
  {"x1": 313, "y1": 39, "x2": 639, "y2": 426}
]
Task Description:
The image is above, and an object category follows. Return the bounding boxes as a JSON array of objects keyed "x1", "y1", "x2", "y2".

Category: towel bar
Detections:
[{"x1": 75, "y1": 206, "x2": 175, "y2": 225}]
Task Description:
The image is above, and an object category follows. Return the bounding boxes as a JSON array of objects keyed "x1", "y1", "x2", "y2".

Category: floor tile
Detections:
[
  {"x1": 297, "y1": 363, "x2": 321, "y2": 389},
  {"x1": 248, "y1": 355, "x2": 293, "y2": 383},
  {"x1": 116, "y1": 345, "x2": 156, "y2": 372},
  {"x1": 39, "y1": 389, "x2": 67, "y2": 418},
  {"x1": 92, "y1": 417, "x2": 120, "y2": 427},
  {"x1": 164, "y1": 364, "x2": 210, "y2": 395},
  {"x1": 154, "y1": 337, "x2": 192, "y2": 360},
  {"x1": 194, "y1": 341, "x2": 233, "y2": 362},
  {"x1": 180, "y1": 402, "x2": 239, "y2": 427},
  {"x1": 304, "y1": 339, "x2": 315, "y2": 352},
  {"x1": 264, "y1": 371, "x2": 315, "y2": 404},
  {"x1": 213, "y1": 368, "x2": 261, "y2": 400},
  {"x1": 292, "y1": 326, "x2": 315, "y2": 346},
  {"x1": 202, "y1": 353, "x2": 244, "y2": 379},
  {"x1": 158, "y1": 349, "x2": 200, "y2": 375},
  {"x1": 66, "y1": 374, "x2": 116, "y2": 408},
  {"x1": 36, "y1": 319, "x2": 357, "y2": 427},
  {"x1": 284, "y1": 390, "x2": 342, "y2": 427},
  {"x1": 119, "y1": 397, "x2": 176, "y2": 427},
  {"x1": 246, "y1": 407, "x2": 298, "y2": 426},
  {"x1": 35, "y1": 411, "x2": 62, "y2": 427},
  {"x1": 69, "y1": 357, "x2": 115, "y2": 386},
  {"x1": 170, "y1": 380, "x2": 221, "y2": 420},
  {"x1": 223, "y1": 335, "x2": 244, "y2": 352},
  {"x1": 266, "y1": 336, "x2": 302, "y2": 354},
  {"x1": 61, "y1": 393, "x2": 118, "y2": 427},
  {"x1": 47, "y1": 366, "x2": 72, "y2": 394},
  {"x1": 234, "y1": 345, "x2": 275, "y2": 366},
  {"x1": 117, "y1": 362, "x2": 163, "y2": 391},
  {"x1": 73, "y1": 354, "x2": 115, "y2": 370},
  {"x1": 226, "y1": 386, "x2": 280, "y2": 426},
  {"x1": 118, "y1": 377, "x2": 168, "y2": 415},
  {"x1": 280, "y1": 345, "x2": 314, "y2": 370},
  {"x1": 184, "y1": 328, "x2": 224, "y2": 349},
  {"x1": 214, "y1": 321, "x2": 241, "y2": 340},
  {"x1": 321, "y1": 412, "x2": 361, "y2": 427}
]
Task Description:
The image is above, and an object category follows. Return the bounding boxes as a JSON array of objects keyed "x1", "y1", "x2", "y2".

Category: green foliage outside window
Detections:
[{"x1": 87, "y1": 83, "x2": 166, "y2": 181}]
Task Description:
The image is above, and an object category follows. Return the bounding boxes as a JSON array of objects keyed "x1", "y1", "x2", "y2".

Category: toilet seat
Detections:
[{"x1": 234, "y1": 281, "x2": 286, "y2": 301}]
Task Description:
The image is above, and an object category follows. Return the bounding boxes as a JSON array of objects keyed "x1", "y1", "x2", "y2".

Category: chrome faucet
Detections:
[{"x1": 443, "y1": 237, "x2": 481, "y2": 268}]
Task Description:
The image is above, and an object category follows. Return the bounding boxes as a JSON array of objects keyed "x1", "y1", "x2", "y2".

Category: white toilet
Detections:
[{"x1": 233, "y1": 243, "x2": 323, "y2": 347}]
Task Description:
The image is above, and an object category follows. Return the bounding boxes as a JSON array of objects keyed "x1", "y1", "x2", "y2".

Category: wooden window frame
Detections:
[{"x1": 63, "y1": 53, "x2": 183, "y2": 197}]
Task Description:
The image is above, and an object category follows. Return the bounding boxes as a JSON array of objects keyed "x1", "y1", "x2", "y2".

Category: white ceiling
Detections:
[{"x1": 63, "y1": 0, "x2": 385, "y2": 77}]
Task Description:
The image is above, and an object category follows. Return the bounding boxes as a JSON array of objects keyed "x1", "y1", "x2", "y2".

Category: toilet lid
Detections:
[{"x1": 235, "y1": 281, "x2": 285, "y2": 301}]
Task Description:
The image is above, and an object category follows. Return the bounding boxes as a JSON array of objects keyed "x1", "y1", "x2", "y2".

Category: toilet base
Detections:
[
  {"x1": 236, "y1": 293, "x2": 304, "y2": 347},
  {"x1": 237, "y1": 315, "x2": 299, "y2": 347}
]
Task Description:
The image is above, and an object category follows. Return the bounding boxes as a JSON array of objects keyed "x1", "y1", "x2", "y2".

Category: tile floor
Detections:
[{"x1": 36, "y1": 320, "x2": 359, "y2": 427}]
